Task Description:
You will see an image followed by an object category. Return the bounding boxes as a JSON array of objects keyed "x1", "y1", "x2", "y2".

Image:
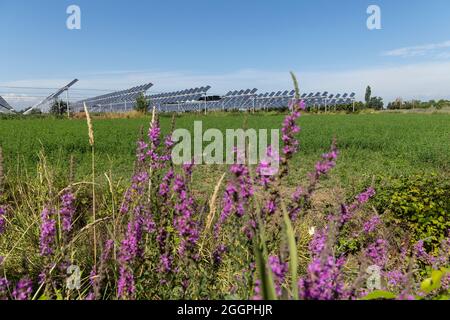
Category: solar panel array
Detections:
[
  {"x1": 0, "y1": 96, "x2": 14, "y2": 113},
  {"x1": 74, "y1": 83, "x2": 355, "y2": 113},
  {"x1": 150, "y1": 86, "x2": 211, "y2": 112},
  {"x1": 73, "y1": 83, "x2": 153, "y2": 112},
  {"x1": 155, "y1": 89, "x2": 356, "y2": 113},
  {"x1": 23, "y1": 79, "x2": 79, "y2": 114}
]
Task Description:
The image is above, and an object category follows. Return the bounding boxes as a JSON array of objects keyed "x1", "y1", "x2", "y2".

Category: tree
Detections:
[
  {"x1": 369, "y1": 96, "x2": 384, "y2": 110},
  {"x1": 365, "y1": 86, "x2": 372, "y2": 106},
  {"x1": 134, "y1": 93, "x2": 150, "y2": 114},
  {"x1": 49, "y1": 99, "x2": 68, "y2": 116}
]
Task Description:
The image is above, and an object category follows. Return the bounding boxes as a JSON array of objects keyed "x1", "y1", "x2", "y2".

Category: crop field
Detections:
[
  {"x1": 1, "y1": 112, "x2": 449, "y2": 184},
  {"x1": 0, "y1": 111, "x2": 449, "y2": 300}
]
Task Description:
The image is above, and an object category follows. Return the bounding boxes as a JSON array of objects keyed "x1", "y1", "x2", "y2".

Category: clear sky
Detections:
[{"x1": 1, "y1": 0, "x2": 450, "y2": 108}]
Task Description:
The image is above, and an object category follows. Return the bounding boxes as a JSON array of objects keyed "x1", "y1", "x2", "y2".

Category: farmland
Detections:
[
  {"x1": 1, "y1": 112, "x2": 449, "y2": 186},
  {"x1": 0, "y1": 111, "x2": 449, "y2": 300}
]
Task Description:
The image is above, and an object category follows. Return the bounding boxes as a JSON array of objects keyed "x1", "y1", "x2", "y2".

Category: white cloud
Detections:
[
  {"x1": 383, "y1": 40, "x2": 450, "y2": 58},
  {"x1": 2, "y1": 61, "x2": 450, "y2": 110}
]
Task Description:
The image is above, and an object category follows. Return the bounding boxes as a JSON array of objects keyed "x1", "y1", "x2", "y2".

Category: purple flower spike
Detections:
[
  {"x1": 60, "y1": 190, "x2": 76, "y2": 233},
  {"x1": 39, "y1": 206, "x2": 56, "y2": 256},
  {"x1": 12, "y1": 278, "x2": 33, "y2": 300}
]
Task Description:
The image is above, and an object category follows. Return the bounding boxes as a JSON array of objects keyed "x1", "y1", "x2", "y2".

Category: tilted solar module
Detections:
[{"x1": 0, "y1": 96, "x2": 14, "y2": 113}]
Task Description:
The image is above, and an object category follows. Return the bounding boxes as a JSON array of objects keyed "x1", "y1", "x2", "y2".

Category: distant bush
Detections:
[
  {"x1": 375, "y1": 174, "x2": 450, "y2": 253},
  {"x1": 49, "y1": 99, "x2": 68, "y2": 117},
  {"x1": 387, "y1": 99, "x2": 450, "y2": 110},
  {"x1": 134, "y1": 93, "x2": 150, "y2": 114}
]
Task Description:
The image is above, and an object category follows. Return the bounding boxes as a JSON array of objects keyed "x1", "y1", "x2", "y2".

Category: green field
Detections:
[
  {"x1": 1, "y1": 111, "x2": 449, "y2": 300},
  {"x1": 1, "y1": 112, "x2": 449, "y2": 188}
]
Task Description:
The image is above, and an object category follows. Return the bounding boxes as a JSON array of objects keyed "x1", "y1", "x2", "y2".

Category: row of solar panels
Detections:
[
  {"x1": 73, "y1": 83, "x2": 153, "y2": 111},
  {"x1": 146, "y1": 86, "x2": 211, "y2": 105},
  {"x1": 156, "y1": 90, "x2": 356, "y2": 112},
  {"x1": 73, "y1": 83, "x2": 356, "y2": 113}
]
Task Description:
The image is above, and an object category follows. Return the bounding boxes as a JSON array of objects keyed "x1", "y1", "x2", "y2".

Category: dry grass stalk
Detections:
[
  {"x1": 84, "y1": 103, "x2": 97, "y2": 265},
  {"x1": 84, "y1": 103, "x2": 95, "y2": 147}
]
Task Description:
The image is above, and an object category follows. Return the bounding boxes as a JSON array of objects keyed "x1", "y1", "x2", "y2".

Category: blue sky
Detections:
[{"x1": 1, "y1": 0, "x2": 450, "y2": 108}]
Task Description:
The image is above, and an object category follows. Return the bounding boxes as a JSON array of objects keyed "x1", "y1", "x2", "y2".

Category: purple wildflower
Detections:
[
  {"x1": 309, "y1": 229, "x2": 328, "y2": 258},
  {"x1": 313, "y1": 142, "x2": 339, "y2": 178},
  {"x1": 136, "y1": 139, "x2": 148, "y2": 164},
  {"x1": 172, "y1": 173, "x2": 199, "y2": 257},
  {"x1": 0, "y1": 278, "x2": 9, "y2": 300},
  {"x1": 119, "y1": 218, "x2": 143, "y2": 264},
  {"x1": 159, "y1": 168, "x2": 174, "y2": 198},
  {"x1": 256, "y1": 146, "x2": 279, "y2": 185},
  {"x1": 281, "y1": 110, "x2": 301, "y2": 158},
  {"x1": 384, "y1": 270, "x2": 407, "y2": 289},
  {"x1": 214, "y1": 163, "x2": 254, "y2": 237},
  {"x1": 356, "y1": 187, "x2": 376, "y2": 204},
  {"x1": 281, "y1": 99, "x2": 305, "y2": 161},
  {"x1": 252, "y1": 279, "x2": 262, "y2": 300},
  {"x1": 242, "y1": 219, "x2": 257, "y2": 240},
  {"x1": 396, "y1": 292, "x2": 415, "y2": 300},
  {"x1": 298, "y1": 255, "x2": 347, "y2": 300},
  {"x1": 264, "y1": 200, "x2": 276, "y2": 215},
  {"x1": 12, "y1": 278, "x2": 33, "y2": 300},
  {"x1": 365, "y1": 239, "x2": 389, "y2": 266},
  {"x1": 340, "y1": 187, "x2": 376, "y2": 226},
  {"x1": 0, "y1": 206, "x2": 6, "y2": 234},
  {"x1": 213, "y1": 245, "x2": 228, "y2": 266},
  {"x1": 145, "y1": 118, "x2": 162, "y2": 167},
  {"x1": 268, "y1": 256, "x2": 288, "y2": 297},
  {"x1": 60, "y1": 190, "x2": 76, "y2": 232},
  {"x1": 39, "y1": 206, "x2": 56, "y2": 256},
  {"x1": 159, "y1": 254, "x2": 173, "y2": 273},
  {"x1": 413, "y1": 240, "x2": 437, "y2": 266},
  {"x1": 363, "y1": 215, "x2": 381, "y2": 233},
  {"x1": 156, "y1": 227, "x2": 168, "y2": 251},
  {"x1": 120, "y1": 171, "x2": 149, "y2": 214},
  {"x1": 117, "y1": 266, "x2": 135, "y2": 299}
]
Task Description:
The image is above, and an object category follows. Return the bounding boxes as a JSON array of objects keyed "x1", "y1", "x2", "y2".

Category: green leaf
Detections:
[
  {"x1": 281, "y1": 200, "x2": 299, "y2": 300},
  {"x1": 420, "y1": 278, "x2": 433, "y2": 293},
  {"x1": 362, "y1": 290, "x2": 397, "y2": 300},
  {"x1": 55, "y1": 289, "x2": 64, "y2": 300},
  {"x1": 253, "y1": 238, "x2": 277, "y2": 301}
]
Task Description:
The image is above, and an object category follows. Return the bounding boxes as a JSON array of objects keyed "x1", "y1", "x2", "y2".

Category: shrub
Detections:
[
  {"x1": 134, "y1": 93, "x2": 150, "y2": 114},
  {"x1": 49, "y1": 100, "x2": 68, "y2": 117},
  {"x1": 374, "y1": 174, "x2": 450, "y2": 253}
]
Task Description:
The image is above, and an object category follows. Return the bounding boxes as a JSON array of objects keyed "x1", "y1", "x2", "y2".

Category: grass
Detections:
[
  {"x1": 1, "y1": 112, "x2": 449, "y2": 188},
  {"x1": 0, "y1": 111, "x2": 449, "y2": 300}
]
